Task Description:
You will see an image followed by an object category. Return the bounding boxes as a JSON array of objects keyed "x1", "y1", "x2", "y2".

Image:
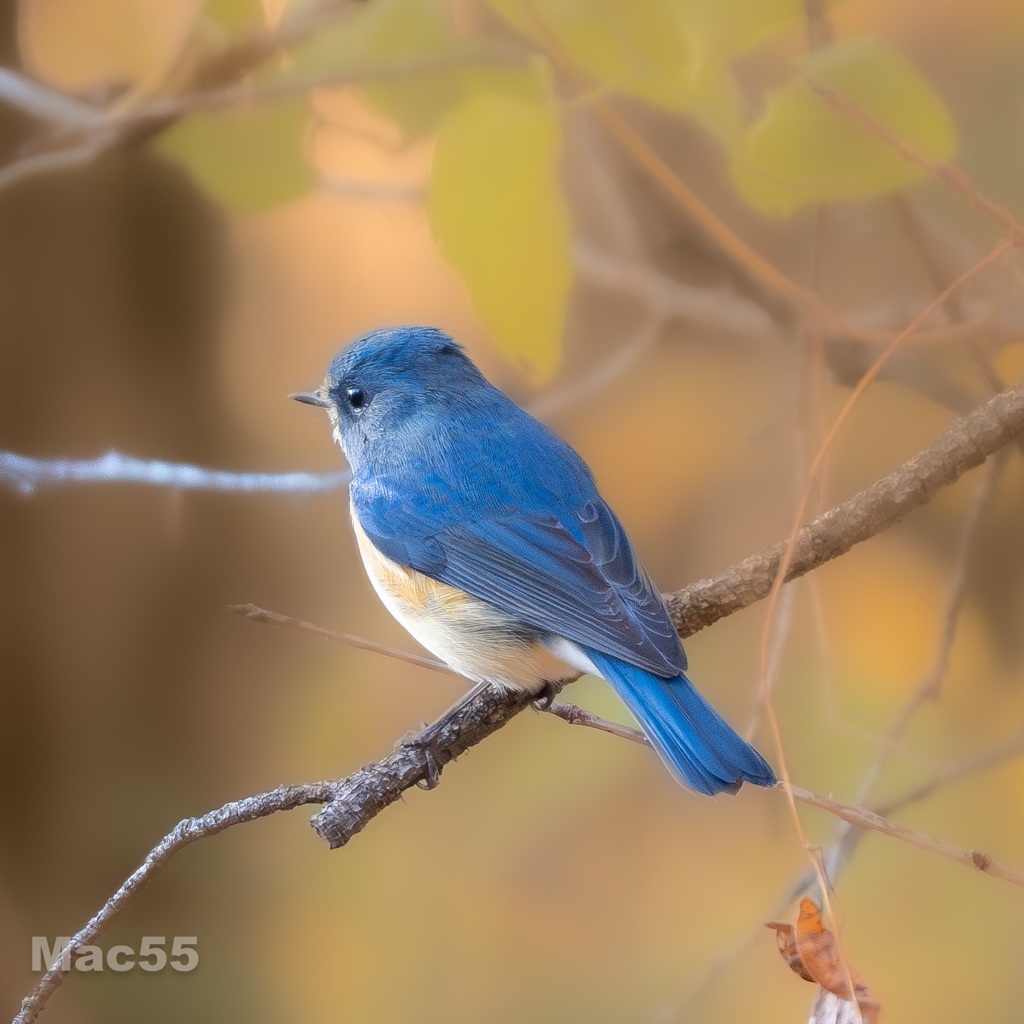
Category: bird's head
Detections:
[{"x1": 291, "y1": 325, "x2": 487, "y2": 469}]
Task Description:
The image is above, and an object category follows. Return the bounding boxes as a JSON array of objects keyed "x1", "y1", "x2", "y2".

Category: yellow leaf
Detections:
[
  {"x1": 488, "y1": 0, "x2": 695, "y2": 110},
  {"x1": 18, "y1": 0, "x2": 205, "y2": 94},
  {"x1": 428, "y1": 78, "x2": 571, "y2": 380},
  {"x1": 159, "y1": 99, "x2": 314, "y2": 210},
  {"x1": 487, "y1": 0, "x2": 801, "y2": 142},
  {"x1": 731, "y1": 37, "x2": 958, "y2": 216},
  {"x1": 204, "y1": 0, "x2": 268, "y2": 30},
  {"x1": 677, "y1": 0, "x2": 803, "y2": 55}
]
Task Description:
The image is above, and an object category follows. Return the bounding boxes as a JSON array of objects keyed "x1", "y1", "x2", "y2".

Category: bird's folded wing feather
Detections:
[{"x1": 357, "y1": 495, "x2": 687, "y2": 679}]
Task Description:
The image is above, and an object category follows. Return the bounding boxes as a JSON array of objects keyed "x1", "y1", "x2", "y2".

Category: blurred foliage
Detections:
[
  {"x1": 160, "y1": 99, "x2": 315, "y2": 210},
  {"x1": 732, "y1": 37, "x2": 957, "y2": 214},
  {"x1": 489, "y1": 0, "x2": 804, "y2": 140},
  {"x1": 18, "y1": 0, "x2": 966, "y2": 377},
  {"x1": 4, "y1": 1, "x2": 1024, "y2": 1024}
]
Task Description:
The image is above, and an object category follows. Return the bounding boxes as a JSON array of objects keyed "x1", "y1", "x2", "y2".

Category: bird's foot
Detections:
[
  {"x1": 397, "y1": 681, "x2": 498, "y2": 789},
  {"x1": 531, "y1": 680, "x2": 559, "y2": 712},
  {"x1": 400, "y1": 719, "x2": 451, "y2": 790}
]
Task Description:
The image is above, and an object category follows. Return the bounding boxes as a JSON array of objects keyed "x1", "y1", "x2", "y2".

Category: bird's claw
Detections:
[
  {"x1": 401, "y1": 722, "x2": 448, "y2": 789},
  {"x1": 531, "y1": 680, "x2": 559, "y2": 712}
]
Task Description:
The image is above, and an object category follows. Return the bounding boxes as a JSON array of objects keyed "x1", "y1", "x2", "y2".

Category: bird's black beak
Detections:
[{"x1": 290, "y1": 390, "x2": 330, "y2": 409}]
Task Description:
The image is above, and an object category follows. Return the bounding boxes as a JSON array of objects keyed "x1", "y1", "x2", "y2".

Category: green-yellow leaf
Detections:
[
  {"x1": 731, "y1": 37, "x2": 958, "y2": 216},
  {"x1": 676, "y1": 0, "x2": 803, "y2": 56},
  {"x1": 487, "y1": 0, "x2": 802, "y2": 142},
  {"x1": 488, "y1": 0, "x2": 695, "y2": 110},
  {"x1": 428, "y1": 83, "x2": 571, "y2": 380},
  {"x1": 159, "y1": 99, "x2": 314, "y2": 211},
  {"x1": 203, "y1": 0, "x2": 266, "y2": 30}
]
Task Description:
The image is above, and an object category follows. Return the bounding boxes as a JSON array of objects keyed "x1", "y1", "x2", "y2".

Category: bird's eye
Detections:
[{"x1": 345, "y1": 386, "x2": 366, "y2": 412}]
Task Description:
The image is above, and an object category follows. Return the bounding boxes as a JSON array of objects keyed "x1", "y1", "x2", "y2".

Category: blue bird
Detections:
[{"x1": 293, "y1": 326, "x2": 776, "y2": 795}]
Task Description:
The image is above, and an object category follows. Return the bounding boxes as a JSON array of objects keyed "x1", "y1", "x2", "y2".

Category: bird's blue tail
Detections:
[{"x1": 583, "y1": 649, "x2": 776, "y2": 795}]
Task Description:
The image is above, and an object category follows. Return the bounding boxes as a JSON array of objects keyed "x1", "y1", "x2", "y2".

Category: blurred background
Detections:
[{"x1": 2, "y1": 0, "x2": 1024, "y2": 1021}]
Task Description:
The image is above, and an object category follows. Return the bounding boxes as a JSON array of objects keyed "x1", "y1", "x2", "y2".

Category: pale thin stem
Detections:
[
  {"x1": 527, "y1": 314, "x2": 664, "y2": 421},
  {"x1": 0, "y1": 68, "x2": 106, "y2": 127},
  {"x1": 229, "y1": 603, "x2": 448, "y2": 674},
  {"x1": 0, "y1": 450, "x2": 349, "y2": 495}
]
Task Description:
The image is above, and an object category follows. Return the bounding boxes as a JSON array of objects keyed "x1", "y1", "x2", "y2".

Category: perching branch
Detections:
[
  {"x1": 244, "y1": 374, "x2": 1024, "y2": 846},
  {"x1": 13, "y1": 377, "x2": 1024, "y2": 1024}
]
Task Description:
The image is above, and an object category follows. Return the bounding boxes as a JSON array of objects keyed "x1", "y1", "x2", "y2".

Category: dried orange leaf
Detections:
[
  {"x1": 765, "y1": 921, "x2": 815, "y2": 983},
  {"x1": 768, "y1": 899, "x2": 880, "y2": 1024},
  {"x1": 795, "y1": 898, "x2": 861, "y2": 999}
]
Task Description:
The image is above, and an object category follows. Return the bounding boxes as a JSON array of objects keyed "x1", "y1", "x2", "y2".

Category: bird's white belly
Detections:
[{"x1": 350, "y1": 506, "x2": 583, "y2": 692}]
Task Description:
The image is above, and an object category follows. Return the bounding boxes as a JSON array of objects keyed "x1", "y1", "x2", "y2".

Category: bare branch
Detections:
[
  {"x1": 573, "y1": 243, "x2": 775, "y2": 341},
  {"x1": 538, "y1": 704, "x2": 1024, "y2": 891},
  {"x1": 229, "y1": 603, "x2": 448, "y2": 674},
  {"x1": 13, "y1": 782, "x2": 337, "y2": 1024},
  {"x1": 0, "y1": 450, "x2": 348, "y2": 495},
  {"x1": 788, "y1": 785, "x2": 1024, "y2": 888},
  {"x1": 0, "y1": 68, "x2": 106, "y2": 128},
  {"x1": 543, "y1": 701, "x2": 650, "y2": 746},
  {"x1": 666, "y1": 376, "x2": 1024, "y2": 638}
]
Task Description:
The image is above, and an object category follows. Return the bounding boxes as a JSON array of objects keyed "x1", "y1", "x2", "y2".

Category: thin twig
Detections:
[
  {"x1": 783, "y1": 721, "x2": 1024, "y2": 907},
  {"x1": 130, "y1": 47, "x2": 526, "y2": 121},
  {"x1": 230, "y1": 603, "x2": 448, "y2": 674},
  {"x1": 787, "y1": 785, "x2": 1024, "y2": 888},
  {"x1": 808, "y1": 79, "x2": 1024, "y2": 245},
  {"x1": 0, "y1": 2, "x2": 522, "y2": 197},
  {"x1": 874, "y1": 725, "x2": 1024, "y2": 816},
  {"x1": 13, "y1": 782, "x2": 339, "y2": 1024},
  {"x1": 532, "y1": 699, "x2": 1024, "y2": 892},
  {"x1": 873, "y1": 452, "x2": 1002, "y2": 777},
  {"x1": 543, "y1": 702, "x2": 649, "y2": 745},
  {"x1": 573, "y1": 243, "x2": 775, "y2": 340}
]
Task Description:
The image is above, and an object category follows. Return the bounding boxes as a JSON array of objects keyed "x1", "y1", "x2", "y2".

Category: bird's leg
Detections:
[{"x1": 401, "y1": 681, "x2": 494, "y2": 789}]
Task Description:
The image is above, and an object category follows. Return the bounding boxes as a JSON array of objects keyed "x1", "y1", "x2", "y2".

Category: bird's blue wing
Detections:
[{"x1": 355, "y1": 481, "x2": 687, "y2": 679}]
